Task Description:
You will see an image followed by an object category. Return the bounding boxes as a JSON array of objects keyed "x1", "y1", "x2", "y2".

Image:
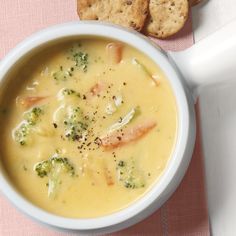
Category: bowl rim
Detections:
[{"x1": 0, "y1": 21, "x2": 195, "y2": 231}]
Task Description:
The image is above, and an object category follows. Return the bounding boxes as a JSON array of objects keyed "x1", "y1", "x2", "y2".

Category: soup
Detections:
[{"x1": 0, "y1": 38, "x2": 177, "y2": 218}]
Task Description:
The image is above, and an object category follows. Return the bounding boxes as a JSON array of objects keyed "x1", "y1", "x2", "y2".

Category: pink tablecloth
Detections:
[{"x1": 0, "y1": 1, "x2": 210, "y2": 235}]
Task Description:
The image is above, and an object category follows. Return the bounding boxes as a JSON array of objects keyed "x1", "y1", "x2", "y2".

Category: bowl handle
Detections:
[{"x1": 168, "y1": 19, "x2": 236, "y2": 99}]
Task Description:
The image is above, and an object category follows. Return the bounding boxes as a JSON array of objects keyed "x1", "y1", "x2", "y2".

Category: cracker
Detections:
[
  {"x1": 144, "y1": 0, "x2": 189, "y2": 38},
  {"x1": 77, "y1": 0, "x2": 149, "y2": 31}
]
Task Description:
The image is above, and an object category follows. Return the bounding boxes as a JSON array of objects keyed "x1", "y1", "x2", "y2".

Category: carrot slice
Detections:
[
  {"x1": 106, "y1": 42, "x2": 123, "y2": 64},
  {"x1": 17, "y1": 96, "x2": 48, "y2": 109},
  {"x1": 86, "y1": 81, "x2": 106, "y2": 99},
  {"x1": 90, "y1": 83, "x2": 104, "y2": 96},
  {"x1": 101, "y1": 120, "x2": 156, "y2": 150}
]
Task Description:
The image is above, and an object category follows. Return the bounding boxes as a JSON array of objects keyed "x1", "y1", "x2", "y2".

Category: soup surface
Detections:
[{"x1": 0, "y1": 38, "x2": 177, "y2": 218}]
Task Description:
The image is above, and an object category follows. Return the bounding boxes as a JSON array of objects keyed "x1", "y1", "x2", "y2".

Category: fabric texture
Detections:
[{"x1": 0, "y1": 0, "x2": 209, "y2": 235}]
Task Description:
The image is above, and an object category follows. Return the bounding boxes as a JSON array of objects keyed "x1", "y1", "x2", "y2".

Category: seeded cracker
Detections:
[
  {"x1": 145, "y1": 0, "x2": 189, "y2": 38},
  {"x1": 77, "y1": 0, "x2": 149, "y2": 31}
]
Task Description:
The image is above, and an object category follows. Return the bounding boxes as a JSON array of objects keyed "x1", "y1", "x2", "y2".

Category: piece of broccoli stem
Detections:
[
  {"x1": 132, "y1": 58, "x2": 159, "y2": 86},
  {"x1": 34, "y1": 154, "x2": 75, "y2": 198}
]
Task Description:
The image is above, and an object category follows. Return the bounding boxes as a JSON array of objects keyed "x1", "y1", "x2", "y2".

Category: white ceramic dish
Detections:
[{"x1": 0, "y1": 20, "x2": 236, "y2": 234}]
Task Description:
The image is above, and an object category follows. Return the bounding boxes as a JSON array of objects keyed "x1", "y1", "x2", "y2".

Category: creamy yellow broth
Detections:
[{"x1": 0, "y1": 38, "x2": 177, "y2": 218}]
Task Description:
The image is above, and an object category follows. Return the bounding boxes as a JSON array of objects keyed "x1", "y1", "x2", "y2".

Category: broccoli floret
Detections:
[
  {"x1": 57, "y1": 88, "x2": 80, "y2": 101},
  {"x1": 62, "y1": 89, "x2": 80, "y2": 97},
  {"x1": 64, "y1": 107, "x2": 88, "y2": 141},
  {"x1": 13, "y1": 107, "x2": 43, "y2": 145},
  {"x1": 117, "y1": 159, "x2": 145, "y2": 189},
  {"x1": 34, "y1": 155, "x2": 75, "y2": 198},
  {"x1": 13, "y1": 122, "x2": 30, "y2": 146},
  {"x1": 34, "y1": 159, "x2": 52, "y2": 177},
  {"x1": 52, "y1": 65, "x2": 74, "y2": 81},
  {"x1": 24, "y1": 107, "x2": 43, "y2": 125},
  {"x1": 67, "y1": 44, "x2": 89, "y2": 72},
  {"x1": 53, "y1": 45, "x2": 89, "y2": 82},
  {"x1": 35, "y1": 156, "x2": 75, "y2": 177},
  {"x1": 72, "y1": 51, "x2": 88, "y2": 72}
]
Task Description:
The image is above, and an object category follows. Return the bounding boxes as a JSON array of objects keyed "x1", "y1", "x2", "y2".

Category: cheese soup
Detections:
[{"x1": 0, "y1": 38, "x2": 177, "y2": 218}]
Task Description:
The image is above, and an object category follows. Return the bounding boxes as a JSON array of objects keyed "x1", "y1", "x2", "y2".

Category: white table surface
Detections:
[{"x1": 192, "y1": 1, "x2": 236, "y2": 235}]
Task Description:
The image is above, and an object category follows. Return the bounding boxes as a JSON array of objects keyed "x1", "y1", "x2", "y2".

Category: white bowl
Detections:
[{"x1": 0, "y1": 21, "x2": 197, "y2": 234}]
